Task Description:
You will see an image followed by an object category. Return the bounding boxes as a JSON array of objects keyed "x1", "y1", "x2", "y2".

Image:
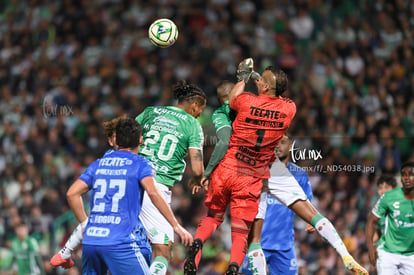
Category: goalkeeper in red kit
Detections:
[{"x1": 184, "y1": 58, "x2": 296, "y2": 275}]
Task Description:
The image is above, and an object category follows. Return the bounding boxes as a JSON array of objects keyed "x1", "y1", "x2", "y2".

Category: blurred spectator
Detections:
[{"x1": 7, "y1": 223, "x2": 45, "y2": 275}]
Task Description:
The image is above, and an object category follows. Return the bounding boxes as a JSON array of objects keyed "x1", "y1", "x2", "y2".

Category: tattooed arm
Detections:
[{"x1": 188, "y1": 148, "x2": 204, "y2": 194}]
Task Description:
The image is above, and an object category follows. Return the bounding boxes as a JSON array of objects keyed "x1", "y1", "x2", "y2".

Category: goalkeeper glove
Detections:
[{"x1": 236, "y1": 58, "x2": 261, "y2": 82}]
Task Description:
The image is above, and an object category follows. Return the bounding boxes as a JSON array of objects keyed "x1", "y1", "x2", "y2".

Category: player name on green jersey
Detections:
[{"x1": 136, "y1": 106, "x2": 203, "y2": 186}]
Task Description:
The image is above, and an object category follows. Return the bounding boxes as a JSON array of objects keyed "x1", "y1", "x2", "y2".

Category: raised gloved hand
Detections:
[
  {"x1": 237, "y1": 58, "x2": 260, "y2": 83},
  {"x1": 251, "y1": 71, "x2": 261, "y2": 80}
]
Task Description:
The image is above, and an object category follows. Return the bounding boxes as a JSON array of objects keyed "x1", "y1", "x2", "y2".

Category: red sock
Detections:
[
  {"x1": 194, "y1": 212, "x2": 224, "y2": 267},
  {"x1": 229, "y1": 217, "x2": 252, "y2": 267}
]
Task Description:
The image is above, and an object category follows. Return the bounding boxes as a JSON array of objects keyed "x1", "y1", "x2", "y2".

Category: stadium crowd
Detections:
[{"x1": 0, "y1": 0, "x2": 413, "y2": 274}]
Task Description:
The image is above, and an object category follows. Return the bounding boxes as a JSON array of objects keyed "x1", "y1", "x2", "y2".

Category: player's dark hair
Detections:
[
  {"x1": 284, "y1": 132, "x2": 293, "y2": 141},
  {"x1": 102, "y1": 115, "x2": 127, "y2": 138},
  {"x1": 265, "y1": 66, "x2": 288, "y2": 96},
  {"x1": 116, "y1": 118, "x2": 141, "y2": 149},
  {"x1": 401, "y1": 161, "x2": 414, "y2": 172},
  {"x1": 173, "y1": 80, "x2": 206, "y2": 104},
  {"x1": 377, "y1": 174, "x2": 397, "y2": 188}
]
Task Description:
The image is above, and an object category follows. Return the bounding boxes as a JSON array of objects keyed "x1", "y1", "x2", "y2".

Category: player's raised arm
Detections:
[
  {"x1": 141, "y1": 176, "x2": 193, "y2": 246},
  {"x1": 228, "y1": 80, "x2": 246, "y2": 103},
  {"x1": 229, "y1": 58, "x2": 260, "y2": 102}
]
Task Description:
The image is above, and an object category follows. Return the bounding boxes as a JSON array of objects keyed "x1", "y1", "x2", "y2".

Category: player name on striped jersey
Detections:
[
  {"x1": 89, "y1": 215, "x2": 121, "y2": 224},
  {"x1": 95, "y1": 169, "x2": 127, "y2": 176}
]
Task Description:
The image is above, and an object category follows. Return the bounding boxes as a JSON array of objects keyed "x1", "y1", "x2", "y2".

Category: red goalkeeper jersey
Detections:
[{"x1": 220, "y1": 92, "x2": 296, "y2": 178}]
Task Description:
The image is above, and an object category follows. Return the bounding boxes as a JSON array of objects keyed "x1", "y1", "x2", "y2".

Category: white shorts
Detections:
[
  {"x1": 255, "y1": 158, "x2": 308, "y2": 219},
  {"x1": 139, "y1": 183, "x2": 174, "y2": 245},
  {"x1": 377, "y1": 248, "x2": 414, "y2": 275}
]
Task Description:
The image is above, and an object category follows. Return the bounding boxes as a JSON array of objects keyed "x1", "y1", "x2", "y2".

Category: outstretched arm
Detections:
[{"x1": 141, "y1": 176, "x2": 193, "y2": 246}]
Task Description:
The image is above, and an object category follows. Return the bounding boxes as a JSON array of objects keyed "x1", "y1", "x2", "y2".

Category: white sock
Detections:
[
  {"x1": 60, "y1": 219, "x2": 88, "y2": 260},
  {"x1": 150, "y1": 256, "x2": 168, "y2": 275},
  {"x1": 313, "y1": 216, "x2": 350, "y2": 258},
  {"x1": 247, "y1": 243, "x2": 267, "y2": 275}
]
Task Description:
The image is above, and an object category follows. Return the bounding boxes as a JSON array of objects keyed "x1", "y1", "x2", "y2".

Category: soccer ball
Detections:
[{"x1": 148, "y1": 18, "x2": 178, "y2": 48}]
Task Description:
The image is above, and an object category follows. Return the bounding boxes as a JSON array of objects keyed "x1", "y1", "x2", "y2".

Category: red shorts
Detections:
[{"x1": 205, "y1": 165, "x2": 263, "y2": 222}]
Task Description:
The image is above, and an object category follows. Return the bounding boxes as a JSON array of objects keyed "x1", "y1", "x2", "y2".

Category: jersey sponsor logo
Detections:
[
  {"x1": 238, "y1": 146, "x2": 261, "y2": 157},
  {"x1": 153, "y1": 116, "x2": 179, "y2": 126},
  {"x1": 403, "y1": 221, "x2": 414, "y2": 227},
  {"x1": 245, "y1": 117, "x2": 284, "y2": 128},
  {"x1": 148, "y1": 228, "x2": 159, "y2": 238},
  {"x1": 86, "y1": 226, "x2": 110, "y2": 237},
  {"x1": 289, "y1": 259, "x2": 298, "y2": 270},
  {"x1": 393, "y1": 210, "x2": 400, "y2": 217},
  {"x1": 99, "y1": 157, "x2": 133, "y2": 167},
  {"x1": 393, "y1": 218, "x2": 414, "y2": 228},
  {"x1": 153, "y1": 107, "x2": 188, "y2": 120},
  {"x1": 394, "y1": 219, "x2": 403, "y2": 227},
  {"x1": 235, "y1": 152, "x2": 256, "y2": 166},
  {"x1": 249, "y1": 106, "x2": 286, "y2": 119}
]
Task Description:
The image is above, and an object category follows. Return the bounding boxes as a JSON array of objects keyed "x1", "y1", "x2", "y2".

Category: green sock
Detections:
[
  {"x1": 310, "y1": 213, "x2": 324, "y2": 227},
  {"x1": 150, "y1": 256, "x2": 168, "y2": 275},
  {"x1": 248, "y1": 242, "x2": 262, "y2": 252}
]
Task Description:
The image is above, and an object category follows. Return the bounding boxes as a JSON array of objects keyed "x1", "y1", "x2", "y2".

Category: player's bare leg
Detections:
[
  {"x1": 289, "y1": 200, "x2": 368, "y2": 275},
  {"x1": 150, "y1": 243, "x2": 171, "y2": 275},
  {"x1": 246, "y1": 219, "x2": 266, "y2": 275}
]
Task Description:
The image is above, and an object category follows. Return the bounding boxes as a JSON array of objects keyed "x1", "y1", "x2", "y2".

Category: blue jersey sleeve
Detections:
[
  {"x1": 79, "y1": 160, "x2": 99, "y2": 188},
  {"x1": 137, "y1": 157, "x2": 156, "y2": 181}
]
